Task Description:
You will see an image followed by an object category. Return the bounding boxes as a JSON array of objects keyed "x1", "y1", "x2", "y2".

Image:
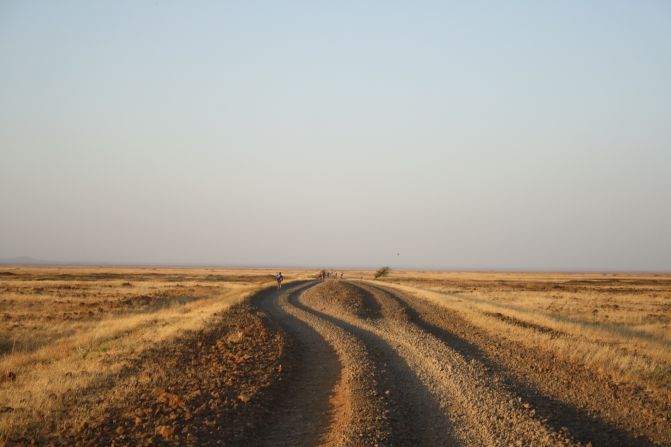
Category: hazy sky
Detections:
[{"x1": 1, "y1": 1, "x2": 670, "y2": 270}]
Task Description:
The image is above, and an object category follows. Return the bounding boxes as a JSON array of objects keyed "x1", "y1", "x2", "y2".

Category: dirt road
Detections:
[
  {"x1": 33, "y1": 280, "x2": 669, "y2": 446},
  {"x1": 251, "y1": 280, "x2": 668, "y2": 447}
]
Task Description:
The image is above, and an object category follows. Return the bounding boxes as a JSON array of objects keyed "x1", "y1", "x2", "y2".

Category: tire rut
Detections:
[
  {"x1": 252, "y1": 282, "x2": 343, "y2": 446},
  {"x1": 322, "y1": 281, "x2": 578, "y2": 446},
  {"x1": 254, "y1": 282, "x2": 394, "y2": 446},
  {"x1": 295, "y1": 284, "x2": 458, "y2": 446}
]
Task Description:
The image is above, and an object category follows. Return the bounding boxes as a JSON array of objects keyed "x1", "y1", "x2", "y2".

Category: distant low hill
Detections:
[{"x1": 0, "y1": 256, "x2": 54, "y2": 265}]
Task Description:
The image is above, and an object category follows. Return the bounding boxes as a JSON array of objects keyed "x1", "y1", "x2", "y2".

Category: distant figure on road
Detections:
[{"x1": 276, "y1": 272, "x2": 283, "y2": 289}]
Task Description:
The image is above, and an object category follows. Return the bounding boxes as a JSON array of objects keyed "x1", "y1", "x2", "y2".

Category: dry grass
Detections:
[
  {"x1": 0, "y1": 266, "x2": 312, "y2": 444},
  {"x1": 371, "y1": 271, "x2": 671, "y2": 392},
  {"x1": 4, "y1": 266, "x2": 669, "y2": 442}
]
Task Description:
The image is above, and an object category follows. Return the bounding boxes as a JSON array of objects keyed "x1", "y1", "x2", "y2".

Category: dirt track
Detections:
[
  {"x1": 31, "y1": 280, "x2": 670, "y2": 446},
  {"x1": 252, "y1": 280, "x2": 668, "y2": 447}
]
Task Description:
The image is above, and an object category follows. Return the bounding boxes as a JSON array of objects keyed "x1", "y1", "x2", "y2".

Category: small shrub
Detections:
[{"x1": 374, "y1": 266, "x2": 391, "y2": 279}]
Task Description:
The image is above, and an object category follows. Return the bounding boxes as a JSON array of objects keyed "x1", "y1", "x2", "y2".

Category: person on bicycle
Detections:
[{"x1": 276, "y1": 272, "x2": 283, "y2": 289}]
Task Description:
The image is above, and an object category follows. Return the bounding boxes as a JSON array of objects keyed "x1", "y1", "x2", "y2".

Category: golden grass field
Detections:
[
  {"x1": 374, "y1": 271, "x2": 671, "y2": 391},
  {"x1": 0, "y1": 266, "x2": 313, "y2": 443},
  {"x1": 1, "y1": 266, "x2": 669, "y2": 445}
]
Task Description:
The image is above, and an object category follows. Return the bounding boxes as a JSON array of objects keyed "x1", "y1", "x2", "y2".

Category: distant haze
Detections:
[{"x1": 1, "y1": 2, "x2": 670, "y2": 271}]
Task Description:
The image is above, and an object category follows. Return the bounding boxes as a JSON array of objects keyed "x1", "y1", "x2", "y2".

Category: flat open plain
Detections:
[{"x1": 1, "y1": 267, "x2": 669, "y2": 446}]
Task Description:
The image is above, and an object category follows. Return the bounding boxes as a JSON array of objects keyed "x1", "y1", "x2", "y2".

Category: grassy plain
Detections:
[
  {"x1": 2, "y1": 266, "x2": 669, "y2": 444},
  {"x1": 0, "y1": 266, "x2": 312, "y2": 443},
  {"x1": 375, "y1": 271, "x2": 671, "y2": 391}
]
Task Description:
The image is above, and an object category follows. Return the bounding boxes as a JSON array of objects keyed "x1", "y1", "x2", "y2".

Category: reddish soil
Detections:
[{"x1": 26, "y1": 303, "x2": 295, "y2": 446}]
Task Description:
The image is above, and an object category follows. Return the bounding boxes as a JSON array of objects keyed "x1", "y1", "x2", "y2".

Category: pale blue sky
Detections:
[{"x1": 1, "y1": 1, "x2": 670, "y2": 270}]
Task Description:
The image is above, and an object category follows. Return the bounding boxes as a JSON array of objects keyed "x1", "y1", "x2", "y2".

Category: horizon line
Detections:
[{"x1": 1, "y1": 257, "x2": 669, "y2": 275}]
